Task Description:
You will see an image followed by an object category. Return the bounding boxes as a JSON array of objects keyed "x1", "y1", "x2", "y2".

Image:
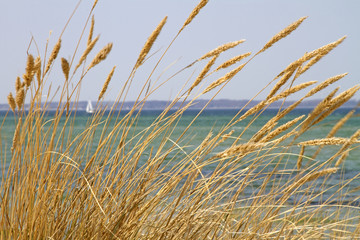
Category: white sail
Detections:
[{"x1": 86, "y1": 100, "x2": 94, "y2": 113}]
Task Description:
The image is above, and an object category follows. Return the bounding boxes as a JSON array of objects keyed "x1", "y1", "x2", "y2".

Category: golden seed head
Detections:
[
  {"x1": 7, "y1": 93, "x2": 16, "y2": 112},
  {"x1": 298, "y1": 137, "x2": 353, "y2": 146},
  {"x1": 299, "y1": 37, "x2": 346, "y2": 75},
  {"x1": 216, "y1": 142, "x2": 267, "y2": 159},
  {"x1": 260, "y1": 16, "x2": 307, "y2": 53},
  {"x1": 277, "y1": 36, "x2": 346, "y2": 79},
  {"x1": 11, "y1": 117, "x2": 22, "y2": 154},
  {"x1": 335, "y1": 151, "x2": 349, "y2": 167},
  {"x1": 311, "y1": 85, "x2": 360, "y2": 126},
  {"x1": 305, "y1": 36, "x2": 346, "y2": 61},
  {"x1": 98, "y1": 66, "x2": 116, "y2": 101},
  {"x1": 180, "y1": 0, "x2": 209, "y2": 32},
  {"x1": 215, "y1": 52, "x2": 251, "y2": 72},
  {"x1": 329, "y1": 85, "x2": 360, "y2": 107},
  {"x1": 261, "y1": 115, "x2": 305, "y2": 142},
  {"x1": 270, "y1": 130, "x2": 298, "y2": 145},
  {"x1": 298, "y1": 87, "x2": 340, "y2": 135},
  {"x1": 45, "y1": 39, "x2": 61, "y2": 74},
  {"x1": 220, "y1": 130, "x2": 234, "y2": 143},
  {"x1": 203, "y1": 63, "x2": 245, "y2": 94},
  {"x1": 199, "y1": 40, "x2": 245, "y2": 60},
  {"x1": 34, "y1": 56, "x2": 42, "y2": 85},
  {"x1": 277, "y1": 54, "x2": 308, "y2": 78},
  {"x1": 88, "y1": 15, "x2": 95, "y2": 46},
  {"x1": 267, "y1": 68, "x2": 297, "y2": 100},
  {"x1": 190, "y1": 55, "x2": 218, "y2": 93},
  {"x1": 320, "y1": 87, "x2": 340, "y2": 107},
  {"x1": 268, "y1": 81, "x2": 317, "y2": 103},
  {"x1": 305, "y1": 73, "x2": 348, "y2": 98},
  {"x1": 15, "y1": 88, "x2": 25, "y2": 109},
  {"x1": 61, "y1": 57, "x2": 70, "y2": 80},
  {"x1": 239, "y1": 100, "x2": 268, "y2": 121},
  {"x1": 297, "y1": 145, "x2": 305, "y2": 170},
  {"x1": 88, "y1": 42, "x2": 113, "y2": 70},
  {"x1": 75, "y1": 35, "x2": 100, "y2": 73},
  {"x1": 136, "y1": 16, "x2": 167, "y2": 68},
  {"x1": 24, "y1": 54, "x2": 35, "y2": 87},
  {"x1": 15, "y1": 76, "x2": 22, "y2": 92},
  {"x1": 25, "y1": 54, "x2": 34, "y2": 74},
  {"x1": 251, "y1": 119, "x2": 278, "y2": 143}
]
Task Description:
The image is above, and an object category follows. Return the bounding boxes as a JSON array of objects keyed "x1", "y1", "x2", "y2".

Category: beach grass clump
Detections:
[{"x1": 1, "y1": 1, "x2": 360, "y2": 239}]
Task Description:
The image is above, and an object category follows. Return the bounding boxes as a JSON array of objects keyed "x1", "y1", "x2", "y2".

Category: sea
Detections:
[{"x1": 1, "y1": 108, "x2": 360, "y2": 205}]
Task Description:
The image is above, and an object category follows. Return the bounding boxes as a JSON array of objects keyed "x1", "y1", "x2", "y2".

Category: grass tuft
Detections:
[{"x1": 1, "y1": 2, "x2": 360, "y2": 239}]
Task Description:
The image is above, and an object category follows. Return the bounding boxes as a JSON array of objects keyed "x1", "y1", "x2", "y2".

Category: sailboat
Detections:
[{"x1": 86, "y1": 100, "x2": 94, "y2": 114}]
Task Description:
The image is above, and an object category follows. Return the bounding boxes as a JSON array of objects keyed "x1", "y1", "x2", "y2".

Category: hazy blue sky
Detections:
[{"x1": 1, "y1": 0, "x2": 359, "y2": 103}]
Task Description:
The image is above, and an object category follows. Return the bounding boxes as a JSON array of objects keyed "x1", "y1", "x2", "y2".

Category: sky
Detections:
[{"x1": 1, "y1": 0, "x2": 359, "y2": 103}]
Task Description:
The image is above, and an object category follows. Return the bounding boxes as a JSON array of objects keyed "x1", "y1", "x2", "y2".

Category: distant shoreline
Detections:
[{"x1": 0, "y1": 99, "x2": 358, "y2": 112}]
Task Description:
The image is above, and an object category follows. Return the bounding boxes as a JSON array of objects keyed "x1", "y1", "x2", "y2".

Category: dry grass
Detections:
[
  {"x1": 136, "y1": 16, "x2": 168, "y2": 68},
  {"x1": 7, "y1": 93, "x2": 16, "y2": 113},
  {"x1": 44, "y1": 39, "x2": 61, "y2": 74},
  {"x1": 259, "y1": 16, "x2": 307, "y2": 53},
  {"x1": 87, "y1": 42, "x2": 113, "y2": 70},
  {"x1": 98, "y1": 65, "x2": 116, "y2": 101},
  {"x1": 1, "y1": 1, "x2": 360, "y2": 239}
]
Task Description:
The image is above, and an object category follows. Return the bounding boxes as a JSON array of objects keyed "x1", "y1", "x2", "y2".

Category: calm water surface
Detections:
[{"x1": 1, "y1": 108, "x2": 359, "y2": 204}]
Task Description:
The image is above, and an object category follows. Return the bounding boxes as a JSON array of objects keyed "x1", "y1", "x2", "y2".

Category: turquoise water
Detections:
[
  {"x1": 1, "y1": 108, "x2": 359, "y2": 168},
  {"x1": 1, "y1": 108, "x2": 359, "y2": 204}
]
